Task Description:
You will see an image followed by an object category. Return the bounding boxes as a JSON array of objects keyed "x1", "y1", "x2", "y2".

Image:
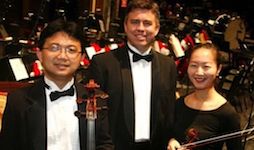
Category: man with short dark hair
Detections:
[
  {"x1": 88, "y1": 0, "x2": 177, "y2": 150},
  {"x1": 0, "y1": 19, "x2": 113, "y2": 150}
]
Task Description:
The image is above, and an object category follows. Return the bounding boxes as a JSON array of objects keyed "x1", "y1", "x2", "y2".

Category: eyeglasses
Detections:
[{"x1": 42, "y1": 43, "x2": 82, "y2": 58}]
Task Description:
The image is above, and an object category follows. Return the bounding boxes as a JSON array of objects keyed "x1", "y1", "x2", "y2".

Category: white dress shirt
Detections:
[
  {"x1": 44, "y1": 77, "x2": 80, "y2": 150},
  {"x1": 127, "y1": 42, "x2": 152, "y2": 142}
]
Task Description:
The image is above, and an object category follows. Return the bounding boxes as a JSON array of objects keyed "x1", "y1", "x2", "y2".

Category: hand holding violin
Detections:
[
  {"x1": 167, "y1": 128, "x2": 198, "y2": 150},
  {"x1": 167, "y1": 138, "x2": 189, "y2": 150}
]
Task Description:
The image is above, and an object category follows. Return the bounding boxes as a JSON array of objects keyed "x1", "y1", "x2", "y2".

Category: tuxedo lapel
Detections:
[
  {"x1": 118, "y1": 47, "x2": 161, "y2": 139},
  {"x1": 150, "y1": 51, "x2": 160, "y2": 138},
  {"x1": 117, "y1": 47, "x2": 135, "y2": 138},
  {"x1": 25, "y1": 80, "x2": 89, "y2": 150},
  {"x1": 25, "y1": 79, "x2": 47, "y2": 150}
]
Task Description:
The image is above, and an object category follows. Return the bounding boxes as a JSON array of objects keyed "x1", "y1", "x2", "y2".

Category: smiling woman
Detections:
[{"x1": 167, "y1": 43, "x2": 243, "y2": 150}]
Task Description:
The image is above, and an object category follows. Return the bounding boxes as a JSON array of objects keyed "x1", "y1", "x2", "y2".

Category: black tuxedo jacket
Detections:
[
  {"x1": 0, "y1": 78, "x2": 113, "y2": 150},
  {"x1": 89, "y1": 45, "x2": 177, "y2": 150}
]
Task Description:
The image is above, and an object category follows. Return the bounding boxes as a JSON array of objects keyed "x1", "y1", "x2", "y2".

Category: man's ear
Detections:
[
  {"x1": 217, "y1": 64, "x2": 222, "y2": 76},
  {"x1": 36, "y1": 50, "x2": 42, "y2": 63},
  {"x1": 81, "y1": 53, "x2": 85, "y2": 61},
  {"x1": 155, "y1": 25, "x2": 160, "y2": 36},
  {"x1": 79, "y1": 53, "x2": 86, "y2": 64},
  {"x1": 124, "y1": 21, "x2": 127, "y2": 33}
]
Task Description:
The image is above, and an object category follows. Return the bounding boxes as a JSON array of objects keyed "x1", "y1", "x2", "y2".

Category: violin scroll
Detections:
[{"x1": 186, "y1": 128, "x2": 199, "y2": 143}]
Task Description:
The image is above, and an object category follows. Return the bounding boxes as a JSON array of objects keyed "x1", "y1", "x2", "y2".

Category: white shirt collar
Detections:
[
  {"x1": 127, "y1": 42, "x2": 152, "y2": 56},
  {"x1": 44, "y1": 76, "x2": 74, "y2": 92}
]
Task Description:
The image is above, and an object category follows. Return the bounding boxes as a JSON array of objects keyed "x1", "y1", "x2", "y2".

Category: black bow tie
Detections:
[
  {"x1": 129, "y1": 49, "x2": 153, "y2": 62},
  {"x1": 50, "y1": 86, "x2": 75, "y2": 101}
]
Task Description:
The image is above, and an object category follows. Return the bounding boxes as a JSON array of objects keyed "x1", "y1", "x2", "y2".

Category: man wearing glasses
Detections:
[{"x1": 0, "y1": 19, "x2": 113, "y2": 150}]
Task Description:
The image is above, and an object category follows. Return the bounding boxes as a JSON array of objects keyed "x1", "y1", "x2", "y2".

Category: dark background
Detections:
[{"x1": 0, "y1": 0, "x2": 253, "y2": 38}]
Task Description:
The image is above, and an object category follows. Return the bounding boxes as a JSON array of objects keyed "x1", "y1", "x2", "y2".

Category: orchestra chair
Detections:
[{"x1": 0, "y1": 81, "x2": 31, "y2": 130}]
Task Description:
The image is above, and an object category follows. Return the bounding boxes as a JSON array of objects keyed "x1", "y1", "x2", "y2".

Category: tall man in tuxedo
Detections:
[
  {"x1": 88, "y1": 0, "x2": 177, "y2": 150},
  {"x1": 0, "y1": 19, "x2": 113, "y2": 150}
]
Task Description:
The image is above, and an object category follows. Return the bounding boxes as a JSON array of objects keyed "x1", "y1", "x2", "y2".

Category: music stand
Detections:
[{"x1": 0, "y1": 56, "x2": 30, "y2": 81}]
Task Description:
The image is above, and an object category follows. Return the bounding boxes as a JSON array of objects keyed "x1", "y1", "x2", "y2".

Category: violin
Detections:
[
  {"x1": 75, "y1": 79, "x2": 108, "y2": 150},
  {"x1": 179, "y1": 127, "x2": 254, "y2": 149}
]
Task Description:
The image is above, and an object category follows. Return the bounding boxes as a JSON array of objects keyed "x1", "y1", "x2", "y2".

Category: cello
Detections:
[{"x1": 75, "y1": 79, "x2": 108, "y2": 150}]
